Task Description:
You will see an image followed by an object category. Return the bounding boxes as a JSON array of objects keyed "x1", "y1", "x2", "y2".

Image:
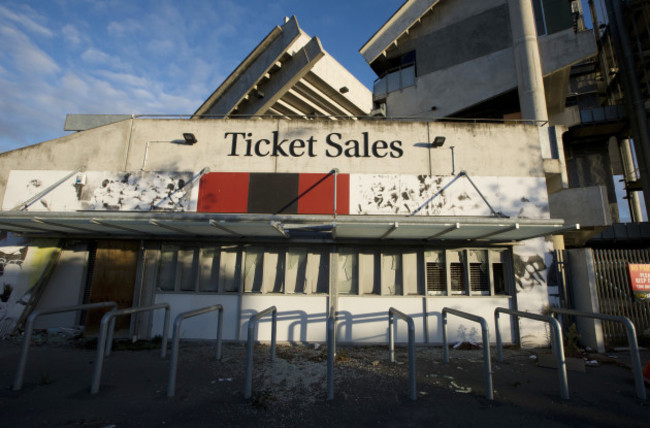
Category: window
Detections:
[
  {"x1": 338, "y1": 248, "x2": 359, "y2": 295},
  {"x1": 382, "y1": 251, "x2": 403, "y2": 295},
  {"x1": 469, "y1": 250, "x2": 489, "y2": 295},
  {"x1": 155, "y1": 243, "x2": 241, "y2": 293},
  {"x1": 424, "y1": 249, "x2": 511, "y2": 296},
  {"x1": 156, "y1": 244, "x2": 197, "y2": 292},
  {"x1": 154, "y1": 243, "x2": 511, "y2": 297}
]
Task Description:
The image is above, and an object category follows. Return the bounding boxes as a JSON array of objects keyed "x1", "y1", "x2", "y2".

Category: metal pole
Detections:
[
  {"x1": 167, "y1": 317, "x2": 183, "y2": 397},
  {"x1": 327, "y1": 316, "x2": 335, "y2": 400},
  {"x1": 388, "y1": 308, "x2": 417, "y2": 401},
  {"x1": 495, "y1": 307, "x2": 569, "y2": 400},
  {"x1": 244, "y1": 306, "x2": 277, "y2": 399},
  {"x1": 407, "y1": 317, "x2": 416, "y2": 401},
  {"x1": 389, "y1": 312, "x2": 395, "y2": 363},
  {"x1": 91, "y1": 313, "x2": 112, "y2": 394},
  {"x1": 495, "y1": 310, "x2": 505, "y2": 363},
  {"x1": 12, "y1": 302, "x2": 117, "y2": 391},
  {"x1": 166, "y1": 305, "x2": 223, "y2": 398},
  {"x1": 216, "y1": 308, "x2": 223, "y2": 361},
  {"x1": 549, "y1": 317, "x2": 569, "y2": 400},
  {"x1": 244, "y1": 318, "x2": 256, "y2": 399},
  {"x1": 550, "y1": 307, "x2": 646, "y2": 400},
  {"x1": 623, "y1": 320, "x2": 646, "y2": 400},
  {"x1": 480, "y1": 319, "x2": 493, "y2": 401},
  {"x1": 442, "y1": 308, "x2": 493, "y2": 400},
  {"x1": 442, "y1": 310, "x2": 449, "y2": 363}
]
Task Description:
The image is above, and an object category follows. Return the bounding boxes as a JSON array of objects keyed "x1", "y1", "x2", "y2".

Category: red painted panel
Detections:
[
  {"x1": 197, "y1": 172, "x2": 249, "y2": 213},
  {"x1": 298, "y1": 173, "x2": 349, "y2": 215}
]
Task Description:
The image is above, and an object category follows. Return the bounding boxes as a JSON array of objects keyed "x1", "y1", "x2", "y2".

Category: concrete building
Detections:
[{"x1": 0, "y1": 8, "x2": 596, "y2": 349}]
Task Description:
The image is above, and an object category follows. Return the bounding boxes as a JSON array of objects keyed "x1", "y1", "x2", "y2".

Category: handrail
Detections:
[
  {"x1": 388, "y1": 308, "x2": 417, "y2": 401},
  {"x1": 167, "y1": 304, "x2": 224, "y2": 397},
  {"x1": 91, "y1": 303, "x2": 171, "y2": 394},
  {"x1": 442, "y1": 307, "x2": 493, "y2": 400},
  {"x1": 550, "y1": 307, "x2": 646, "y2": 400},
  {"x1": 326, "y1": 316, "x2": 335, "y2": 400},
  {"x1": 494, "y1": 307, "x2": 569, "y2": 400},
  {"x1": 12, "y1": 301, "x2": 118, "y2": 391},
  {"x1": 244, "y1": 306, "x2": 277, "y2": 399}
]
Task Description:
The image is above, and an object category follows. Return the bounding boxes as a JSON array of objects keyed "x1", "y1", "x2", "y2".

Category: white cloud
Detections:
[
  {"x1": 0, "y1": 5, "x2": 54, "y2": 38},
  {"x1": 81, "y1": 47, "x2": 112, "y2": 64},
  {"x1": 0, "y1": 24, "x2": 60, "y2": 75},
  {"x1": 107, "y1": 18, "x2": 143, "y2": 37},
  {"x1": 96, "y1": 70, "x2": 150, "y2": 89},
  {"x1": 61, "y1": 24, "x2": 82, "y2": 46}
]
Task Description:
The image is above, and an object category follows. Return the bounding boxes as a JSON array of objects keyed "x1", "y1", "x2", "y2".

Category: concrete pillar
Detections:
[{"x1": 508, "y1": 0, "x2": 549, "y2": 123}]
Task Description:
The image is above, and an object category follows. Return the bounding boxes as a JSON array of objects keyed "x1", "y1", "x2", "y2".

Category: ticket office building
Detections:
[{"x1": 0, "y1": 118, "x2": 570, "y2": 346}]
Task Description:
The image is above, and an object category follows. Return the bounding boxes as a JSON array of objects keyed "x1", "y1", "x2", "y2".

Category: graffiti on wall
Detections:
[
  {"x1": 350, "y1": 174, "x2": 549, "y2": 218},
  {"x1": 2, "y1": 170, "x2": 195, "y2": 212},
  {"x1": 0, "y1": 233, "x2": 62, "y2": 337}
]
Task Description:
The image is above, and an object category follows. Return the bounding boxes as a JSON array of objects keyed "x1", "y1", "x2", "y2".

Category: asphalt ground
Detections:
[{"x1": 1, "y1": 337, "x2": 649, "y2": 427}]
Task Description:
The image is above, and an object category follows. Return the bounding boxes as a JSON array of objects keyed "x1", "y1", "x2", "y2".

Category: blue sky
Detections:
[
  {"x1": 0, "y1": 0, "x2": 405, "y2": 152},
  {"x1": 0, "y1": 0, "x2": 604, "y2": 154}
]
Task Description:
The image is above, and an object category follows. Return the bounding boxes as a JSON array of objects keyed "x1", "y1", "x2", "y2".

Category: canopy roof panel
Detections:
[{"x1": 0, "y1": 212, "x2": 578, "y2": 244}]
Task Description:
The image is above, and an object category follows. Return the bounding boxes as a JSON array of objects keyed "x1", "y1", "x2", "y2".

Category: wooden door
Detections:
[{"x1": 85, "y1": 241, "x2": 139, "y2": 336}]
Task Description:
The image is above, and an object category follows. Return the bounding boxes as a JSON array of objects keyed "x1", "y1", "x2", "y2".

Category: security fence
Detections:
[{"x1": 592, "y1": 248, "x2": 650, "y2": 346}]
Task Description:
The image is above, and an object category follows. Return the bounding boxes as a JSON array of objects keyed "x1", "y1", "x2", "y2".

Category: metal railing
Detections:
[
  {"x1": 388, "y1": 308, "x2": 417, "y2": 401},
  {"x1": 442, "y1": 307, "x2": 493, "y2": 400},
  {"x1": 91, "y1": 303, "x2": 171, "y2": 394},
  {"x1": 12, "y1": 301, "x2": 118, "y2": 391},
  {"x1": 167, "y1": 304, "x2": 224, "y2": 398},
  {"x1": 550, "y1": 307, "x2": 646, "y2": 400},
  {"x1": 495, "y1": 307, "x2": 569, "y2": 400},
  {"x1": 244, "y1": 306, "x2": 277, "y2": 399},
  {"x1": 326, "y1": 316, "x2": 335, "y2": 400}
]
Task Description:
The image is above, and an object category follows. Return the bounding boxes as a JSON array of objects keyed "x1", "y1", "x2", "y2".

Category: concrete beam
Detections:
[
  {"x1": 193, "y1": 17, "x2": 303, "y2": 118},
  {"x1": 360, "y1": 0, "x2": 441, "y2": 64},
  {"x1": 236, "y1": 37, "x2": 326, "y2": 116}
]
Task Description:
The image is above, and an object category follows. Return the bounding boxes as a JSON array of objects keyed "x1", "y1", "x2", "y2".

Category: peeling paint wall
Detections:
[{"x1": 2, "y1": 170, "x2": 196, "y2": 212}]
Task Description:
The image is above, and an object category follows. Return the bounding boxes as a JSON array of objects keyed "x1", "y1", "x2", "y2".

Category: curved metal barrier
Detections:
[
  {"x1": 442, "y1": 307, "x2": 493, "y2": 400},
  {"x1": 495, "y1": 307, "x2": 569, "y2": 400},
  {"x1": 91, "y1": 303, "x2": 171, "y2": 394},
  {"x1": 388, "y1": 307, "x2": 417, "y2": 401},
  {"x1": 12, "y1": 301, "x2": 118, "y2": 391},
  {"x1": 244, "y1": 306, "x2": 277, "y2": 399},
  {"x1": 550, "y1": 307, "x2": 647, "y2": 400},
  {"x1": 167, "y1": 304, "x2": 224, "y2": 397}
]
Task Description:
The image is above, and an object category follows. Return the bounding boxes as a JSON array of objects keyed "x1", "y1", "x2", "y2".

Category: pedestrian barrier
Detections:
[
  {"x1": 495, "y1": 307, "x2": 569, "y2": 400},
  {"x1": 91, "y1": 303, "x2": 171, "y2": 394},
  {"x1": 12, "y1": 301, "x2": 118, "y2": 391},
  {"x1": 550, "y1": 307, "x2": 647, "y2": 400},
  {"x1": 167, "y1": 304, "x2": 224, "y2": 397},
  {"x1": 388, "y1": 307, "x2": 417, "y2": 401},
  {"x1": 244, "y1": 306, "x2": 277, "y2": 399},
  {"x1": 441, "y1": 307, "x2": 493, "y2": 400}
]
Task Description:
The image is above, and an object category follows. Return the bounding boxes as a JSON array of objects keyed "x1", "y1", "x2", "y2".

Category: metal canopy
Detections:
[{"x1": 0, "y1": 212, "x2": 578, "y2": 243}]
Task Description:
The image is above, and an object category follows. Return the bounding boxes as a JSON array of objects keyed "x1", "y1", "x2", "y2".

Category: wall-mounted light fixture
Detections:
[
  {"x1": 182, "y1": 133, "x2": 198, "y2": 145},
  {"x1": 431, "y1": 136, "x2": 446, "y2": 148}
]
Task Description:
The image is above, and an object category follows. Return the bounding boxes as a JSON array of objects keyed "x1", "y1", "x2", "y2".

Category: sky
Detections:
[{"x1": 0, "y1": 0, "x2": 405, "y2": 152}]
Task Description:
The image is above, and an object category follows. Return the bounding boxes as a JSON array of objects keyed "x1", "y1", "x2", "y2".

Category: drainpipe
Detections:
[
  {"x1": 508, "y1": 0, "x2": 549, "y2": 124},
  {"x1": 620, "y1": 138, "x2": 644, "y2": 222},
  {"x1": 605, "y1": 0, "x2": 650, "y2": 219}
]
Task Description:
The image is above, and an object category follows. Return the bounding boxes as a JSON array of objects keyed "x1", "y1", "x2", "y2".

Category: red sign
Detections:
[{"x1": 628, "y1": 264, "x2": 650, "y2": 301}]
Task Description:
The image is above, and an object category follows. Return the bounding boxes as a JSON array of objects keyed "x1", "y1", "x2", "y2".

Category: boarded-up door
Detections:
[{"x1": 85, "y1": 241, "x2": 139, "y2": 336}]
